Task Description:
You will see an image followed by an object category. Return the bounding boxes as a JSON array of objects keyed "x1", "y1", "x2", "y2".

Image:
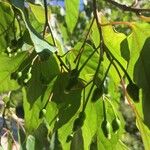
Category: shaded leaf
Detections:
[
  {"x1": 52, "y1": 73, "x2": 82, "y2": 129},
  {"x1": 23, "y1": 56, "x2": 59, "y2": 132},
  {"x1": 0, "y1": 2, "x2": 16, "y2": 52}
]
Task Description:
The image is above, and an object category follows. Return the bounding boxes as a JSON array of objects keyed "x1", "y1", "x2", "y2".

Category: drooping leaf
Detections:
[
  {"x1": 49, "y1": 72, "x2": 83, "y2": 149},
  {"x1": 23, "y1": 56, "x2": 59, "y2": 133},
  {"x1": 11, "y1": 0, "x2": 56, "y2": 53},
  {"x1": 81, "y1": 98, "x2": 99, "y2": 150},
  {"x1": 52, "y1": 73, "x2": 82, "y2": 129},
  {"x1": 65, "y1": 0, "x2": 80, "y2": 33}
]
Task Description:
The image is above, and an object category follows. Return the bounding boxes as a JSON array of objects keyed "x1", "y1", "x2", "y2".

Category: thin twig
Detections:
[
  {"x1": 43, "y1": 0, "x2": 56, "y2": 46},
  {"x1": 55, "y1": 52, "x2": 69, "y2": 72},
  {"x1": 105, "y1": 47, "x2": 132, "y2": 83},
  {"x1": 106, "y1": 0, "x2": 150, "y2": 14},
  {"x1": 74, "y1": 17, "x2": 95, "y2": 65},
  {"x1": 82, "y1": 0, "x2": 105, "y2": 112}
]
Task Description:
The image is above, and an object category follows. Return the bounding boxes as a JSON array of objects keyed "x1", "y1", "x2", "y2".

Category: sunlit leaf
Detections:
[
  {"x1": 26, "y1": 135, "x2": 35, "y2": 150},
  {"x1": 65, "y1": 0, "x2": 80, "y2": 33},
  {"x1": 127, "y1": 23, "x2": 150, "y2": 79},
  {"x1": 11, "y1": 0, "x2": 56, "y2": 53},
  {"x1": 29, "y1": 3, "x2": 45, "y2": 24},
  {"x1": 0, "y1": 52, "x2": 27, "y2": 93},
  {"x1": 99, "y1": 14, "x2": 127, "y2": 84},
  {"x1": 134, "y1": 37, "x2": 150, "y2": 128}
]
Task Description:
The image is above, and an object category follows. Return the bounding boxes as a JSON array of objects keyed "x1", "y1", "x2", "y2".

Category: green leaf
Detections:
[
  {"x1": 0, "y1": 52, "x2": 27, "y2": 93},
  {"x1": 26, "y1": 135, "x2": 35, "y2": 150},
  {"x1": 135, "y1": 109, "x2": 150, "y2": 150},
  {"x1": 11, "y1": 0, "x2": 56, "y2": 53},
  {"x1": 70, "y1": 129, "x2": 84, "y2": 150},
  {"x1": 23, "y1": 56, "x2": 59, "y2": 133},
  {"x1": 90, "y1": 20, "x2": 100, "y2": 48},
  {"x1": 127, "y1": 23, "x2": 150, "y2": 79},
  {"x1": 29, "y1": 3, "x2": 45, "y2": 24},
  {"x1": 23, "y1": 77, "x2": 57, "y2": 132},
  {"x1": 52, "y1": 73, "x2": 82, "y2": 129},
  {"x1": 65, "y1": 0, "x2": 80, "y2": 33},
  {"x1": 81, "y1": 99, "x2": 99, "y2": 150},
  {"x1": 134, "y1": 37, "x2": 150, "y2": 128},
  {"x1": 67, "y1": 43, "x2": 103, "y2": 82},
  {"x1": 97, "y1": 78, "x2": 125, "y2": 149},
  {"x1": 0, "y1": 2, "x2": 16, "y2": 52},
  {"x1": 100, "y1": 14, "x2": 127, "y2": 84},
  {"x1": 33, "y1": 121, "x2": 50, "y2": 149},
  {"x1": 50, "y1": 73, "x2": 82, "y2": 149}
]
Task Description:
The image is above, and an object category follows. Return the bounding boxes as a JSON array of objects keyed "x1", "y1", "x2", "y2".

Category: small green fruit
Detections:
[
  {"x1": 91, "y1": 87, "x2": 103, "y2": 102},
  {"x1": 66, "y1": 134, "x2": 73, "y2": 143},
  {"x1": 101, "y1": 120, "x2": 111, "y2": 139},
  {"x1": 112, "y1": 117, "x2": 121, "y2": 134},
  {"x1": 65, "y1": 77, "x2": 78, "y2": 94},
  {"x1": 65, "y1": 69, "x2": 79, "y2": 93},
  {"x1": 73, "y1": 112, "x2": 86, "y2": 132},
  {"x1": 17, "y1": 71, "x2": 22, "y2": 78},
  {"x1": 24, "y1": 72, "x2": 32, "y2": 84},
  {"x1": 24, "y1": 78, "x2": 29, "y2": 83},
  {"x1": 27, "y1": 72, "x2": 32, "y2": 80},
  {"x1": 42, "y1": 109, "x2": 46, "y2": 115},
  {"x1": 126, "y1": 83, "x2": 139, "y2": 102}
]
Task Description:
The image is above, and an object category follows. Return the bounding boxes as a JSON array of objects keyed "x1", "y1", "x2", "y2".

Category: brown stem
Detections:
[
  {"x1": 106, "y1": 0, "x2": 150, "y2": 14},
  {"x1": 43, "y1": 0, "x2": 56, "y2": 46}
]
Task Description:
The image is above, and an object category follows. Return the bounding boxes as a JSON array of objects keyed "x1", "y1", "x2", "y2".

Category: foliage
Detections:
[{"x1": 0, "y1": 0, "x2": 150, "y2": 149}]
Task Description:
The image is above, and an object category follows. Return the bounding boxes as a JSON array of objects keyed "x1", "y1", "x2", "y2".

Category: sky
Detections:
[{"x1": 48, "y1": 0, "x2": 84, "y2": 10}]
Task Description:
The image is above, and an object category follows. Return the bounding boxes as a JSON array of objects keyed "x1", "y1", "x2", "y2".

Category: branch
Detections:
[
  {"x1": 106, "y1": 0, "x2": 150, "y2": 14},
  {"x1": 43, "y1": 0, "x2": 56, "y2": 46}
]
